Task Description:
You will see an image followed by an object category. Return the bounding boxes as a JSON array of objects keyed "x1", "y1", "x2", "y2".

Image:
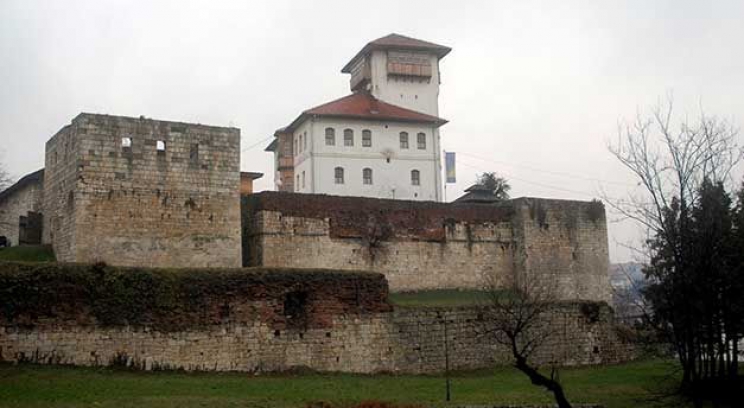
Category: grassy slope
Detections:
[
  {"x1": 0, "y1": 245, "x2": 55, "y2": 262},
  {"x1": 0, "y1": 360, "x2": 684, "y2": 408},
  {"x1": 389, "y1": 289, "x2": 490, "y2": 307}
]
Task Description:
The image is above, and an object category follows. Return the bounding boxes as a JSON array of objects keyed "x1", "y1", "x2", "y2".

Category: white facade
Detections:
[
  {"x1": 272, "y1": 35, "x2": 449, "y2": 202},
  {"x1": 291, "y1": 118, "x2": 442, "y2": 201},
  {"x1": 367, "y1": 50, "x2": 441, "y2": 117}
]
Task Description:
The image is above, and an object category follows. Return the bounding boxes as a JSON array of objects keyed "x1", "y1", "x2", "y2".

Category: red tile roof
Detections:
[
  {"x1": 342, "y1": 33, "x2": 451, "y2": 73},
  {"x1": 285, "y1": 92, "x2": 447, "y2": 132}
]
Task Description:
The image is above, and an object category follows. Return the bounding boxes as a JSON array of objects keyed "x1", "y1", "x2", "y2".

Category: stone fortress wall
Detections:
[
  {"x1": 43, "y1": 113, "x2": 241, "y2": 267},
  {"x1": 0, "y1": 262, "x2": 633, "y2": 374},
  {"x1": 242, "y1": 192, "x2": 610, "y2": 302}
]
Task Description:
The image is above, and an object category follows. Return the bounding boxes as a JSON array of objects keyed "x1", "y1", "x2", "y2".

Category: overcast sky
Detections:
[{"x1": 1, "y1": 0, "x2": 743, "y2": 262}]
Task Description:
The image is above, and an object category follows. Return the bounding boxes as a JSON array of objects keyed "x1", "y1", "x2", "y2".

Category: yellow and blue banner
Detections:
[{"x1": 445, "y1": 152, "x2": 456, "y2": 183}]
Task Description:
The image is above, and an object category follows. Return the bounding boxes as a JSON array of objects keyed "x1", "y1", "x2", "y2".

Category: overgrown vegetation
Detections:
[
  {"x1": 0, "y1": 245, "x2": 55, "y2": 262},
  {"x1": 0, "y1": 261, "x2": 386, "y2": 329},
  {"x1": 0, "y1": 359, "x2": 687, "y2": 408}
]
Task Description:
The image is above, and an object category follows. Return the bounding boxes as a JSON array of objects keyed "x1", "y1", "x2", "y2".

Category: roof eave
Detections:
[{"x1": 286, "y1": 113, "x2": 447, "y2": 132}]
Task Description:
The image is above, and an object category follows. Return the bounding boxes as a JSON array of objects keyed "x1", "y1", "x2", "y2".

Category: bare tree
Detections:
[
  {"x1": 607, "y1": 96, "x2": 740, "y2": 232},
  {"x1": 0, "y1": 160, "x2": 11, "y2": 191},
  {"x1": 608, "y1": 96, "x2": 743, "y2": 405},
  {"x1": 482, "y1": 273, "x2": 572, "y2": 408}
]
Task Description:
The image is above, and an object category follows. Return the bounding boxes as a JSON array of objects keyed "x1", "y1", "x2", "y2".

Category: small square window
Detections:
[
  {"x1": 156, "y1": 140, "x2": 166, "y2": 154},
  {"x1": 121, "y1": 137, "x2": 132, "y2": 148}
]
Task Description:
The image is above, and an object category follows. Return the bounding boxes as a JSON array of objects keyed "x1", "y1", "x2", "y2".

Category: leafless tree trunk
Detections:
[{"x1": 482, "y1": 273, "x2": 572, "y2": 408}]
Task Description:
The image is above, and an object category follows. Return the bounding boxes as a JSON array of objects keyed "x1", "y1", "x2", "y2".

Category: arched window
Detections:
[
  {"x1": 363, "y1": 168, "x2": 373, "y2": 185},
  {"x1": 399, "y1": 132, "x2": 409, "y2": 149},
  {"x1": 334, "y1": 167, "x2": 345, "y2": 184},
  {"x1": 362, "y1": 129, "x2": 372, "y2": 147},
  {"x1": 325, "y1": 128, "x2": 335, "y2": 146},
  {"x1": 417, "y1": 132, "x2": 426, "y2": 150},
  {"x1": 344, "y1": 129, "x2": 354, "y2": 146},
  {"x1": 411, "y1": 170, "x2": 420, "y2": 186}
]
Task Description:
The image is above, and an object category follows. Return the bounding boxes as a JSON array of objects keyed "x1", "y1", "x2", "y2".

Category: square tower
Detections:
[
  {"x1": 43, "y1": 113, "x2": 241, "y2": 267},
  {"x1": 341, "y1": 34, "x2": 451, "y2": 117}
]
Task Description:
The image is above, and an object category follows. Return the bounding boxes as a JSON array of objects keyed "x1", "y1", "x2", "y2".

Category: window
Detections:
[
  {"x1": 344, "y1": 129, "x2": 354, "y2": 146},
  {"x1": 325, "y1": 128, "x2": 335, "y2": 146},
  {"x1": 411, "y1": 170, "x2": 420, "y2": 186},
  {"x1": 296, "y1": 175, "x2": 300, "y2": 190},
  {"x1": 156, "y1": 140, "x2": 166, "y2": 155},
  {"x1": 189, "y1": 143, "x2": 199, "y2": 165},
  {"x1": 334, "y1": 167, "x2": 344, "y2": 184},
  {"x1": 417, "y1": 133, "x2": 426, "y2": 150},
  {"x1": 302, "y1": 171, "x2": 306, "y2": 188},
  {"x1": 303, "y1": 131, "x2": 307, "y2": 150},
  {"x1": 399, "y1": 132, "x2": 409, "y2": 149},
  {"x1": 363, "y1": 168, "x2": 373, "y2": 185},
  {"x1": 362, "y1": 129, "x2": 372, "y2": 147},
  {"x1": 295, "y1": 139, "x2": 299, "y2": 155},
  {"x1": 299, "y1": 134, "x2": 303, "y2": 152},
  {"x1": 121, "y1": 137, "x2": 132, "y2": 148}
]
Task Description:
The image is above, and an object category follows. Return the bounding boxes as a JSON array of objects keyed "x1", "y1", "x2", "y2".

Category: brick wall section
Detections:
[
  {"x1": 242, "y1": 192, "x2": 610, "y2": 302},
  {"x1": 0, "y1": 170, "x2": 44, "y2": 246},
  {"x1": 44, "y1": 113, "x2": 241, "y2": 267},
  {"x1": 0, "y1": 304, "x2": 633, "y2": 374}
]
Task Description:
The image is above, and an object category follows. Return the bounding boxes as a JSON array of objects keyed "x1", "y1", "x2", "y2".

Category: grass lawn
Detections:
[
  {"x1": 389, "y1": 289, "x2": 491, "y2": 307},
  {"x1": 0, "y1": 359, "x2": 686, "y2": 408},
  {"x1": 0, "y1": 245, "x2": 55, "y2": 262}
]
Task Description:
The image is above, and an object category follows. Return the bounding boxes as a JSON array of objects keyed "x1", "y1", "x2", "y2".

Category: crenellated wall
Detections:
[{"x1": 242, "y1": 192, "x2": 610, "y2": 302}]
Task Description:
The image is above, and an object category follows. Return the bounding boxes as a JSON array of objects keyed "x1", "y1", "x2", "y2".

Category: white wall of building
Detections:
[
  {"x1": 368, "y1": 50, "x2": 441, "y2": 117},
  {"x1": 292, "y1": 117, "x2": 442, "y2": 201}
]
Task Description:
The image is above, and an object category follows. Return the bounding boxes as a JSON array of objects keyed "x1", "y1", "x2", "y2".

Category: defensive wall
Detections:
[
  {"x1": 242, "y1": 192, "x2": 611, "y2": 302},
  {"x1": 43, "y1": 113, "x2": 241, "y2": 267},
  {"x1": 0, "y1": 262, "x2": 633, "y2": 374}
]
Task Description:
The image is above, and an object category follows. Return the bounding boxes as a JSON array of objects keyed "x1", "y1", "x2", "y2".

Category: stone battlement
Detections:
[{"x1": 243, "y1": 192, "x2": 610, "y2": 302}]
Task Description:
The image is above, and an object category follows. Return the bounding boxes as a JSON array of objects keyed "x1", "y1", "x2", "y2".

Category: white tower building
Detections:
[{"x1": 266, "y1": 34, "x2": 450, "y2": 201}]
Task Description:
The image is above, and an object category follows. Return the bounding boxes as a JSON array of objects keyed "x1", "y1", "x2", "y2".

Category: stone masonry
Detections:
[
  {"x1": 242, "y1": 192, "x2": 610, "y2": 302},
  {"x1": 0, "y1": 263, "x2": 633, "y2": 374},
  {"x1": 43, "y1": 113, "x2": 241, "y2": 267},
  {"x1": 0, "y1": 304, "x2": 634, "y2": 374}
]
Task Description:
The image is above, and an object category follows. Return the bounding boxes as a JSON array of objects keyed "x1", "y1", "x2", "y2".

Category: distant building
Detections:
[
  {"x1": 0, "y1": 169, "x2": 44, "y2": 246},
  {"x1": 266, "y1": 34, "x2": 450, "y2": 201},
  {"x1": 240, "y1": 172, "x2": 263, "y2": 195},
  {"x1": 455, "y1": 184, "x2": 501, "y2": 204}
]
